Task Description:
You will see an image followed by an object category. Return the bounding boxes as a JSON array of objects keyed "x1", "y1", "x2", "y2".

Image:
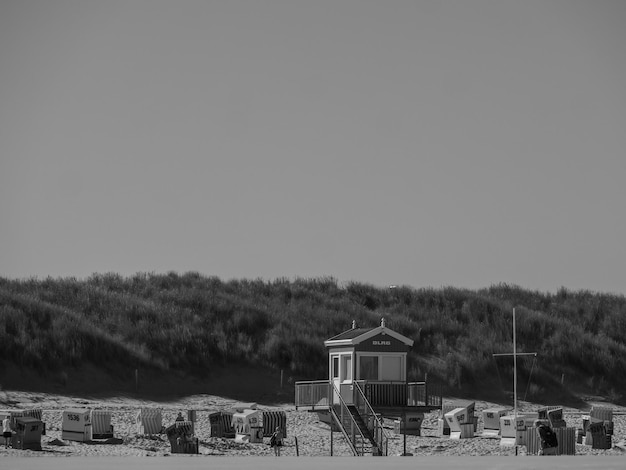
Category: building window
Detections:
[
  {"x1": 359, "y1": 356, "x2": 379, "y2": 381},
  {"x1": 342, "y1": 355, "x2": 352, "y2": 381},
  {"x1": 381, "y1": 356, "x2": 402, "y2": 381},
  {"x1": 332, "y1": 357, "x2": 339, "y2": 378}
]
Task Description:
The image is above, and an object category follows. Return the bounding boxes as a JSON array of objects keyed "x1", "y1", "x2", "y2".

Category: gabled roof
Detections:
[
  {"x1": 324, "y1": 319, "x2": 414, "y2": 348},
  {"x1": 326, "y1": 327, "x2": 374, "y2": 342}
]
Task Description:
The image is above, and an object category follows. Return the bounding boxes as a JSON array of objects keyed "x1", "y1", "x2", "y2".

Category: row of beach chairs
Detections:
[
  {"x1": 436, "y1": 401, "x2": 616, "y2": 454},
  {"x1": 2, "y1": 407, "x2": 287, "y2": 441},
  {"x1": 2, "y1": 406, "x2": 285, "y2": 455},
  {"x1": 208, "y1": 409, "x2": 287, "y2": 439},
  {"x1": 136, "y1": 407, "x2": 287, "y2": 439}
]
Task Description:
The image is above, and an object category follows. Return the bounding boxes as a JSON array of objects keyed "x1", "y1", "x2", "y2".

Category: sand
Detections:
[{"x1": 1, "y1": 389, "x2": 625, "y2": 466}]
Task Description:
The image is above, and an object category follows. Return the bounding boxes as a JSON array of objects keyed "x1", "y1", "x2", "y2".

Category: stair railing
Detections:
[
  {"x1": 329, "y1": 382, "x2": 370, "y2": 456},
  {"x1": 353, "y1": 381, "x2": 389, "y2": 456}
]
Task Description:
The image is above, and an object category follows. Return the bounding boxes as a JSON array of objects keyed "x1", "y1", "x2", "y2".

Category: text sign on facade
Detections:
[{"x1": 355, "y1": 333, "x2": 409, "y2": 352}]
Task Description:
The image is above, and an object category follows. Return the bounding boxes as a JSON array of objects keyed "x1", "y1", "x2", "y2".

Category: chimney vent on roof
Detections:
[
  {"x1": 352, "y1": 319, "x2": 357, "y2": 329},
  {"x1": 381, "y1": 318, "x2": 386, "y2": 328}
]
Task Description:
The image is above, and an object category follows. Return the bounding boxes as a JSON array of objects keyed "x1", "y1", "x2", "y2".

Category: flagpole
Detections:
[{"x1": 513, "y1": 307, "x2": 518, "y2": 452}]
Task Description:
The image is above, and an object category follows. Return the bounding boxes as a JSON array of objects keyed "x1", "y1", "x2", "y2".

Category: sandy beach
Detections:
[{"x1": 1, "y1": 389, "x2": 625, "y2": 464}]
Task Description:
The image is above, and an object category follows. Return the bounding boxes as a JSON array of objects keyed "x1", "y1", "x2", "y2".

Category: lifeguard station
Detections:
[{"x1": 295, "y1": 319, "x2": 442, "y2": 456}]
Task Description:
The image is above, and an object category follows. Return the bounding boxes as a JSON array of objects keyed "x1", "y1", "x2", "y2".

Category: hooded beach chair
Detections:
[
  {"x1": 166, "y1": 420, "x2": 198, "y2": 454},
  {"x1": 91, "y1": 409, "x2": 114, "y2": 439},
  {"x1": 136, "y1": 408, "x2": 163, "y2": 435},
  {"x1": 61, "y1": 409, "x2": 92, "y2": 442},
  {"x1": 209, "y1": 411, "x2": 235, "y2": 438},
  {"x1": 263, "y1": 411, "x2": 287, "y2": 438}
]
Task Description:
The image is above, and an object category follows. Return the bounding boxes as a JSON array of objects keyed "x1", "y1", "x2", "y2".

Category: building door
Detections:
[
  {"x1": 339, "y1": 354, "x2": 354, "y2": 405},
  {"x1": 331, "y1": 353, "x2": 354, "y2": 405}
]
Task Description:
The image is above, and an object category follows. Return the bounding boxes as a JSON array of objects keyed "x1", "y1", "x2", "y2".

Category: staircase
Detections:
[
  {"x1": 329, "y1": 383, "x2": 388, "y2": 456},
  {"x1": 348, "y1": 405, "x2": 382, "y2": 455}
]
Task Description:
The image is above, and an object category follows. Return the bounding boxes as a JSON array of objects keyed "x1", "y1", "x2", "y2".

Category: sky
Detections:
[{"x1": 1, "y1": 0, "x2": 625, "y2": 295}]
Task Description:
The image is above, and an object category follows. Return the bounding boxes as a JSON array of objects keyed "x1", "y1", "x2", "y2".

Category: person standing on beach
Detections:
[
  {"x1": 270, "y1": 426, "x2": 283, "y2": 456},
  {"x1": 2, "y1": 416, "x2": 11, "y2": 448},
  {"x1": 535, "y1": 420, "x2": 558, "y2": 455}
]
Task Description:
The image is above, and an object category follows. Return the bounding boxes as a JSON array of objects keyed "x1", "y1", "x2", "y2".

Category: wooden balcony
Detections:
[{"x1": 295, "y1": 380, "x2": 442, "y2": 414}]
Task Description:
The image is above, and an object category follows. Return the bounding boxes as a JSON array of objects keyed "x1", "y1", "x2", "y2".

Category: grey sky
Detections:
[{"x1": 1, "y1": 0, "x2": 625, "y2": 295}]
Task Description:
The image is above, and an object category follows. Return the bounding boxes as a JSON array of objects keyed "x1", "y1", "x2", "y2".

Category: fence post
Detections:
[{"x1": 403, "y1": 408, "x2": 407, "y2": 455}]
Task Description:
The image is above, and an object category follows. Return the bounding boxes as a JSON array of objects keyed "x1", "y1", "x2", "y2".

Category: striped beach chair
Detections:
[
  {"x1": 556, "y1": 427, "x2": 576, "y2": 455},
  {"x1": 166, "y1": 420, "x2": 198, "y2": 454},
  {"x1": 263, "y1": 410, "x2": 287, "y2": 438},
  {"x1": 591, "y1": 406, "x2": 614, "y2": 436},
  {"x1": 546, "y1": 407, "x2": 566, "y2": 428},
  {"x1": 590, "y1": 406, "x2": 613, "y2": 424},
  {"x1": 91, "y1": 410, "x2": 114, "y2": 439},
  {"x1": 209, "y1": 411, "x2": 235, "y2": 438},
  {"x1": 526, "y1": 426, "x2": 576, "y2": 455},
  {"x1": 136, "y1": 408, "x2": 163, "y2": 435},
  {"x1": 165, "y1": 420, "x2": 194, "y2": 439},
  {"x1": 537, "y1": 406, "x2": 561, "y2": 420},
  {"x1": 588, "y1": 421, "x2": 612, "y2": 449},
  {"x1": 23, "y1": 409, "x2": 43, "y2": 420},
  {"x1": 581, "y1": 406, "x2": 614, "y2": 447}
]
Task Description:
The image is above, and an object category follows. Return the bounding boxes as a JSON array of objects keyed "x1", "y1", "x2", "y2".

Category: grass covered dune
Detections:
[{"x1": 2, "y1": 272, "x2": 626, "y2": 406}]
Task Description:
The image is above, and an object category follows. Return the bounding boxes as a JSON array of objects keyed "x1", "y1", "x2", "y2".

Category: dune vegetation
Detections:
[{"x1": 1, "y1": 272, "x2": 625, "y2": 405}]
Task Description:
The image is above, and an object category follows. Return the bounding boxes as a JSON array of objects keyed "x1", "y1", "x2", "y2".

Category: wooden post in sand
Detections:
[
  {"x1": 403, "y1": 408, "x2": 407, "y2": 456},
  {"x1": 330, "y1": 426, "x2": 333, "y2": 456}
]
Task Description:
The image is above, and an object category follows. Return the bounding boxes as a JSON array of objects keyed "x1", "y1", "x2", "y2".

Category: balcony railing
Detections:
[
  {"x1": 365, "y1": 381, "x2": 407, "y2": 407},
  {"x1": 408, "y1": 381, "x2": 443, "y2": 408},
  {"x1": 294, "y1": 380, "x2": 330, "y2": 410},
  {"x1": 295, "y1": 380, "x2": 442, "y2": 410}
]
